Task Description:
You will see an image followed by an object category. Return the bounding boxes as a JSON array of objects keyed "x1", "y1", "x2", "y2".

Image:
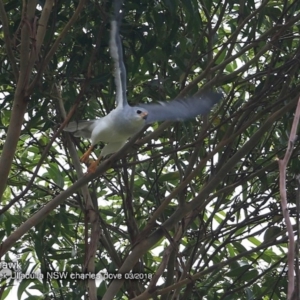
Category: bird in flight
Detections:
[{"x1": 64, "y1": 0, "x2": 222, "y2": 173}]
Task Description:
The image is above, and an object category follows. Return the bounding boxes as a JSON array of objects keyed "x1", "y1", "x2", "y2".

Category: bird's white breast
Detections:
[{"x1": 90, "y1": 108, "x2": 145, "y2": 145}]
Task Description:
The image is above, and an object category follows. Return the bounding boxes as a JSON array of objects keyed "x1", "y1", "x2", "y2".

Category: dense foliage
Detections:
[{"x1": 0, "y1": 0, "x2": 300, "y2": 299}]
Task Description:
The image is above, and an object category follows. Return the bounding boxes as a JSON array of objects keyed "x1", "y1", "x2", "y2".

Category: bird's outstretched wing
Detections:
[
  {"x1": 64, "y1": 120, "x2": 97, "y2": 139},
  {"x1": 138, "y1": 92, "x2": 222, "y2": 124},
  {"x1": 110, "y1": 0, "x2": 127, "y2": 108}
]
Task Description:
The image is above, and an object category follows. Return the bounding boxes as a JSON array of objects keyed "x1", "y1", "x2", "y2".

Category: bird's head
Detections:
[
  {"x1": 132, "y1": 107, "x2": 148, "y2": 121},
  {"x1": 134, "y1": 107, "x2": 148, "y2": 120},
  {"x1": 119, "y1": 106, "x2": 148, "y2": 130}
]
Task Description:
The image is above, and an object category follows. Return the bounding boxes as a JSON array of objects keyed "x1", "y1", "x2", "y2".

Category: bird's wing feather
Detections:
[
  {"x1": 63, "y1": 120, "x2": 97, "y2": 139},
  {"x1": 139, "y1": 92, "x2": 222, "y2": 124},
  {"x1": 110, "y1": 0, "x2": 127, "y2": 108}
]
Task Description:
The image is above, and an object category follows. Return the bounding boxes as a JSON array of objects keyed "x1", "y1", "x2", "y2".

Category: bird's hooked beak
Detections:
[{"x1": 140, "y1": 112, "x2": 148, "y2": 120}]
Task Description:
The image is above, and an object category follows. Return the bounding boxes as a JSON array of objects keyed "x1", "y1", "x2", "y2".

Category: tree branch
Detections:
[
  {"x1": 27, "y1": 0, "x2": 87, "y2": 94},
  {"x1": 0, "y1": 0, "x2": 38, "y2": 202},
  {"x1": 55, "y1": 83, "x2": 99, "y2": 300},
  {"x1": 102, "y1": 96, "x2": 298, "y2": 299},
  {"x1": 0, "y1": 126, "x2": 144, "y2": 258},
  {"x1": 278, "y1": 96, "x2": 300, "y2": 299},
  {"x1": 27, "y1": 0, "x2": 54, "y2": 73}
]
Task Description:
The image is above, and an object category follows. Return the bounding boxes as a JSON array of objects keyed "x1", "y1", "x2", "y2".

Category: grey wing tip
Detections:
[
  {"x1": 202, "y1": 91, "x2": 223, "y2": 105},
  {"x1": 197, "y1": 91, "x2": 223, "y2": 114}
]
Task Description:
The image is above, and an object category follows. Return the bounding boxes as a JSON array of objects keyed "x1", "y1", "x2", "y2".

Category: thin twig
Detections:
[
  {"x1": 295, "y1": 175, "x2": 300, "y2": 300},
  {"x1": 278, "y1": 96, "x2": 300, "y2": 299}
]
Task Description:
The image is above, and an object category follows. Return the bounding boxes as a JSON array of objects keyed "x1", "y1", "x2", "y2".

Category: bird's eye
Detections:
[{"x1": 137, "y1": 110, "x2": 142, "y2": 114}]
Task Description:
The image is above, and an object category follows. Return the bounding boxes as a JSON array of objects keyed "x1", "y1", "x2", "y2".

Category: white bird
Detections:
[{"x1": 64, "y1": 1, "x2": 222, "y2": 173}]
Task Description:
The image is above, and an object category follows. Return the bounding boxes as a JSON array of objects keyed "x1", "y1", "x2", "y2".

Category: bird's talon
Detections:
[
  {"x1": 80, "y1": 145, "x2": 95, "y2": 164},
  {"x1": 80, "y1": 153, "x2": 89, "y2": 164},
  {"x1": 87, "y1": 161, "x2": 98, "y2": 173},
  {"x1": 86, "y1": 159, "x2": 95, "y2": 166}
]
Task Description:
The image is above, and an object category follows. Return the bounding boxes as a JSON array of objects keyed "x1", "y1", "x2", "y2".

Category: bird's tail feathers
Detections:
[{"x1": 63, "y1": 120, "x2": 96, "y2": 139}]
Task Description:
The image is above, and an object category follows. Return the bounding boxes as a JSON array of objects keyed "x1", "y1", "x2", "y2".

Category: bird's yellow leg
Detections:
[
  {"x1": 87, "y1": 155, "x2": 103, "y2": 173},
  {"x1": 80, "y1": 145, "x2": 95, "y2": 163}
]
